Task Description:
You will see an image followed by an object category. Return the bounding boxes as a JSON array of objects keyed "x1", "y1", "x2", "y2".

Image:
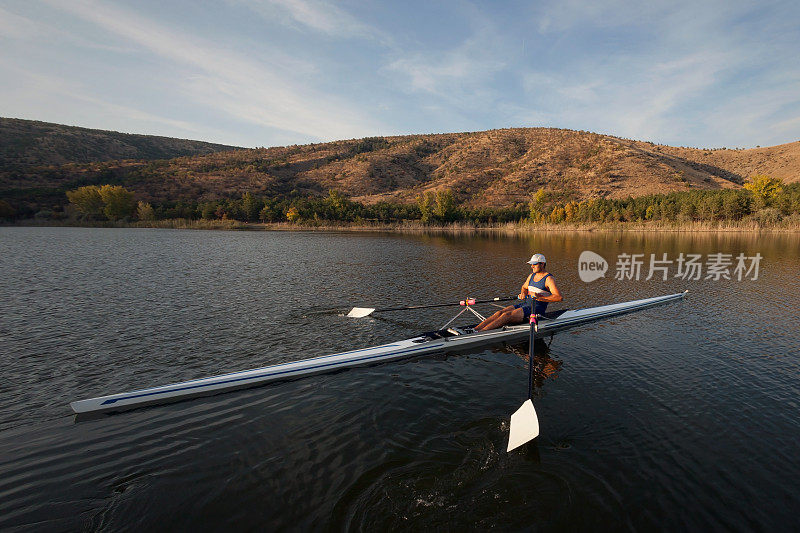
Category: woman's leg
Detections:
[
  {"x1": 475, "y1": 305, "x2": 516, "y2": 330},
  {"x1": 475, "y1": 307, "x2": 525, "y2": 331}
]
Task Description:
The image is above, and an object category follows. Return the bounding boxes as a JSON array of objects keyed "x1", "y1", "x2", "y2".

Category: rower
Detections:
[{"x1": 474, "y1": 253, "x2": 563, "y2": 331}]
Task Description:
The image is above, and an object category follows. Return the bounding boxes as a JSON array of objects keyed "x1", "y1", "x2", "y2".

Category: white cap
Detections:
[{"x1": 527, "y1": 253, "x2": 547, "y2": 264}]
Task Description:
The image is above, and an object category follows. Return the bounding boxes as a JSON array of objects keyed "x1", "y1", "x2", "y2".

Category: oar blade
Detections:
[
  {"x1": 507, "y1": 399, "x2": 539, "y2": 452},
  {"x1": 347, "y1": 307, "x2": 375, "y2": 318}
]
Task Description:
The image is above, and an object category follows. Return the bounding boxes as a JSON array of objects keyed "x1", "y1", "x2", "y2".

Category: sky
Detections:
[{"x1": 1, "y1": 0, "x2": 798, "y2": 149}]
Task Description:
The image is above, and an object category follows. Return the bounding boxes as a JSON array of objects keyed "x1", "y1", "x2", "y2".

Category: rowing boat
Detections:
[{"x1": 70, "y1": 291, "x2": 687, "y2": 414}]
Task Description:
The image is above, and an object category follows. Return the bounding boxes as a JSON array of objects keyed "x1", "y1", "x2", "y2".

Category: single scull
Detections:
[{"x1": 70, "y1": 291, "x2": 687, "y2": 414}]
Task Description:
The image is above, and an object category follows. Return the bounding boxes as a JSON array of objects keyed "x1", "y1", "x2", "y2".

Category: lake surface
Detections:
[{"x1": 1, "y1": 226, "x2": 798, "y2": 531}]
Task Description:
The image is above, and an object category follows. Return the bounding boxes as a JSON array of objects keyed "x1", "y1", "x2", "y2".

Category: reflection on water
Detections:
[
  {"x1": 494, "y1": 338, "x2": 564, "y2": 394},
  {"x1": 0, "y1": 227, "x2": 798, "y2": 531}
]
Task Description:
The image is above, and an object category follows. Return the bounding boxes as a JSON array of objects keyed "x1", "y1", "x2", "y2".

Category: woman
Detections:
[{"x1": 474, "y1": 253, "x2": 563, "y2": 331}]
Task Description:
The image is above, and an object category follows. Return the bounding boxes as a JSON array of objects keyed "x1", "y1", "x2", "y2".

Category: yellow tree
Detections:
[
  {"x1": 744, "y1": 175, "x2": 784, "y2": 207},
  {"x1": 286, "y1": 207, "x2": 300, "y2": 223},
  {"x1": 564, "y1": 201, "x2": 577, "y2": 222},
  {"x1": 416, "y1": 191, "x2": 435, "y2": 224},
  {"x1": 528, "y1": 188, "x2": 548, "y2": 221},
  {"x1": 98, "y1": 185, "x2": 136, "y2": 221},
  {"x1": 549, "y1": 206, "x2": 565, "y2": 224},
  {"x1": 66, "y1": 185, "x2": 103, "y2": 217}
]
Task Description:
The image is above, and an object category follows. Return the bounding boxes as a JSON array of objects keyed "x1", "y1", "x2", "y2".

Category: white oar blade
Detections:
[
  {"x1": 347, "y1": 307, "x2": 375, "y2": 318},
  {"x1": 507, "y1": 399, "x2": 539, "y2": 452}
]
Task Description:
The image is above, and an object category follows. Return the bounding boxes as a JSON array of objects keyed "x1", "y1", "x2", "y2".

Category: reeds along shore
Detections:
[{"x1": 9, "y1": 217, "x2": 800, "y2": 233}]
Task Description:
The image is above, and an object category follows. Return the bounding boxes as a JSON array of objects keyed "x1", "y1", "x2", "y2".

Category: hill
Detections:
[
  {"x1": 1, "y1": 123, "x2": 798, "y2": 216},
  {"x1": 0, "y1": 117, "x2": 239, "y2": 172}
]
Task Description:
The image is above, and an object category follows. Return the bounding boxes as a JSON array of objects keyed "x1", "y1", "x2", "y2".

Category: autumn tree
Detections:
[
  {"x1": 66, "y1": 185, "x2": 104, "y2": 218},
  {"x1": 744, "y1": 175, "x2": 784, "y2": 208},
  {"x1": 549, "y1": 205, "x2": 565, "y2": 223},
  {"x1": 564, "y1": 201, "x2": 577, "y2": 222},
  {"x1": 528, "y1": 188, "x2": 548, "y2": 221},
  {"x1": 99, "y1": 185, "x2": 136, "y2": 221},
  {"x1": 286, "y1": 207, "x2": 300, "y2": 223}
]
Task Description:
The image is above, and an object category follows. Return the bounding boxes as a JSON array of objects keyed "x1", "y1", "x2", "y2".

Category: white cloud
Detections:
[
  {"x1": 519, "y1": 49, "x2": 737, "y2": 142},
  {"x1": 0, "y1": 6, "x2": 42, "y2": 39},
  {"x1": 39, "y1": 0, "x2": 383, "y2": 141},
  {"x1": 0, "y1": 58, "x2": 216, "y2": 137},
  {"x1": 384, "y1": 27, "x2": 506, "y2": 99},
  {"x1": 513, "y1": 0, "x2": 800, "y2": 146},
  {"x1": 0, "y1": 4, "x2": 130, "y2": 52},
  {"x1": 699, "y1": 83, "x2": 800, "y2": 147},
  {"x1": 773, "y1": 115, "x2": 800, "y2": 135},
  {"x1": 230, "y1": 0, "x2": 384, "y2": 41},
  {"x1": 3, "y1": 0, "x2": 797, "y2": 148}
]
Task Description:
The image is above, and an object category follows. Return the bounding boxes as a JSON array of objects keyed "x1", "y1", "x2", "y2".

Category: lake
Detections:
[{"x1": 1, "y1": 226, "x2": 798, "y2": 530}]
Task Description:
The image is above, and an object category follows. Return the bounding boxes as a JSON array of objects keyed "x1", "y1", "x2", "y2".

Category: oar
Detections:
[
  {"x1": 347, "y1": 296, "x2": 518, "y2": 318},
  {"x1": 507, "y1": 293, "x2": 540, "y2": 452}
]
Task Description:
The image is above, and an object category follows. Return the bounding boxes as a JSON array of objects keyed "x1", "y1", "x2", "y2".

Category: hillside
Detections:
[
  {"x1": 1, "y1": 123, "x2": 798, "y2": 215},
  {"x1": 0, "y1": 118, "x2": 239, "y2": 172},
  {"x1": 629, "y1": 140, "x2": 800, "y2": 186}
]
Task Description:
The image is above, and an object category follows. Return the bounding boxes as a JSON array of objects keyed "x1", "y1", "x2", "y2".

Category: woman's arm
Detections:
[
  {"x1": 536, "y1": 276, "x2": 563, "y2": 303},
  {"x1": 519, "y1": 274, "x2": 532, "y2": 299}
]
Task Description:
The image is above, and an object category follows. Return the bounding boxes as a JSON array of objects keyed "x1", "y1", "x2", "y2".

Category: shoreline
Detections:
[{"x1": 5, "y1": 218, "x2": 800, "y2": 233}]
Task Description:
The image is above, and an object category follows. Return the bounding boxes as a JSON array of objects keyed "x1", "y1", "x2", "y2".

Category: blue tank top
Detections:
[{"x1": 529, "y1": 273, "x2": 550, "y2": 315}]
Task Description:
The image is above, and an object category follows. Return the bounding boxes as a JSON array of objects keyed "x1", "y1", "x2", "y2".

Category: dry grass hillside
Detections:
[
  {"x1": 626, "y1": 139, "x2": 800, "y2": 186},
  {"x1": 0, "y1": 117, "x2": 238, "y2": 171},
  {"x1": 2, "y1": 123, "x2": 798, "y2": 210}
]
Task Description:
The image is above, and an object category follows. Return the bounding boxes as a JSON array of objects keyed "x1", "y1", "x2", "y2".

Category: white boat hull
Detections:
[{"x1": 70, "y1": 292, "x2": 687, "y2": 414}]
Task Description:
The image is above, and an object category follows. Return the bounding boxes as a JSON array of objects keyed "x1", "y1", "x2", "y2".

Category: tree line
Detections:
[{"x1": 3, "y1": 175, "x2": 797, "y2": 226}]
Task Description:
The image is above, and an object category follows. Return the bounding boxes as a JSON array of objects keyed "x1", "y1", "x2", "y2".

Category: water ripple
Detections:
[{"x1": 1, "y1": 227, "x2": 798, "y2": 530}]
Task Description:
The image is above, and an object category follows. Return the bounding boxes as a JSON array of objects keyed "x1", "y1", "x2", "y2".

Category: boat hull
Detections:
[{"x1": 70, "y1": 292, "x2": 686, "y2": 414}]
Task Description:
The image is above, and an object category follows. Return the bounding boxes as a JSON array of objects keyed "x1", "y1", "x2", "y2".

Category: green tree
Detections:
[
  {"x1": 66, "y1": 185, "x2": 104, "y2": 218},
  {"x1": 417, "y1": 191, "x2": 435, "y2": 224},
  {"x1": 0, "y1": 199, "x2": 15, "y2": 220},
  {"x1": 137, "y1": 201, "x2": 156, "y2": 221},
  {"x1": 99, "y1": 185, "x2": 136, "y2": 221},
  {"x1": 241, "y1": 192, "x2": 260, "y2": 222},
  {"x1": 433, "y1": 190, "x2": 457, "y2": 222},
  {"x1": 259, "y1": 199, "x2": 284, "y2": 223},
  {"x1": 722, "y1": 192, "x2": 750, "y2": 220},
  {"x1": 322, "y1": 190, "x2": 350, "y2": 220},
  {"x1": 678, "y1": 202, "x2": 695, "y2": 222},
  {"x1": 200, "y1": 202, "x2": 217, "y2": 219},
  {"x1": 661, "y1": 199, "x2": 677, "y2": 221},
  {"x1": 528, "y1": 188, "x2": 548, "y2": 222},
  {"x1": 698, "y1": 195, "x2": 723, "y2": 220}
]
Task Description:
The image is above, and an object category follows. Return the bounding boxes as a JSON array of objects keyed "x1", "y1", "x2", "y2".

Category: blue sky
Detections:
[{"x1": 1, "y1": 0, "x2": 798, "y2": 148}]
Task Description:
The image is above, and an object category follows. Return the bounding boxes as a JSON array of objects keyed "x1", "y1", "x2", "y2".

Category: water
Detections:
[{"x1": 0, "y1": 227, "x2": 798, "y2": 531}]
